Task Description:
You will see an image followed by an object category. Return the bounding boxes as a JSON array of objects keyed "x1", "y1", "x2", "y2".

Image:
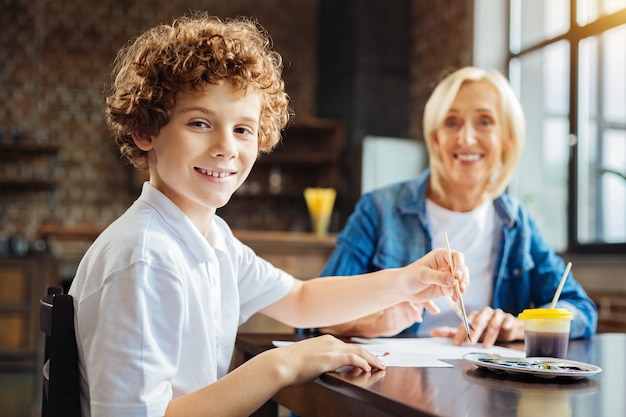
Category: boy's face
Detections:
[{"x1": 135, "y1": 82, "x2": 261, "y2": 226}]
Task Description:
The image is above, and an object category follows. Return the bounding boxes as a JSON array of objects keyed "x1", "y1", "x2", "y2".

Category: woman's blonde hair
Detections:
[
  {"x1": 423, "y1": 66, "x2": 525, "y2": 198},
  {"x1": 105, "y1": 12, "x2": 291, "y2": 171}
]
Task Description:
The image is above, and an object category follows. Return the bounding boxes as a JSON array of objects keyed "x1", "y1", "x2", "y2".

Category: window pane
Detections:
[
  {"x1": 577, "y1": 0, "x2": 626, "y2": 26},
  {"x1": 577, "y1": 26, "x2": 626, "y2": 244},
  {"x1": 508, "y1": 41, "x2": 571, "y2": 251},
  {"x1": 577, "y1": 35, "x2": 598, "y2": 243},
  {"x1": 601, "y1": 130, "x2": 626, "y2": 243},
  {"x1": 603, "y1": 25, "x2": 626, "y2": 123},
  {"x1": 510, "y1": 0, "x2": 570, "y2": 51}
]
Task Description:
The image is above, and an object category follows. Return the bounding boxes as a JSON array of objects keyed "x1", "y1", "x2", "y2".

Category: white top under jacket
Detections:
[{"x1": 419, "y1": 198, "x2": 497, "y2": 336}]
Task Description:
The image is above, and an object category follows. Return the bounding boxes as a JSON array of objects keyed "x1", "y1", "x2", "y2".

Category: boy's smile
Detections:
[{"x1": 132, "y1": 82, "x2": 261, "y2": 234}]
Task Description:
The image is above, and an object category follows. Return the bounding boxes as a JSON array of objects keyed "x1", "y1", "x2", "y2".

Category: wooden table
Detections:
[{"x1": 235, "y1": 332, "x2": 626, "y2": 417}]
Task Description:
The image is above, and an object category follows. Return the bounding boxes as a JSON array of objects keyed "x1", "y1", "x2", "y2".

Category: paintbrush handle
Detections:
[{"x1": 444, "y1": 294, "x2": 475, "y2": 331}]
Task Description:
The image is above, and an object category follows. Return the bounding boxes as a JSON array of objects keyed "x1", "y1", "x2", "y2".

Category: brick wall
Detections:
[{"x1": 409, "y1": 0, "x2": 474, "y2": 140}]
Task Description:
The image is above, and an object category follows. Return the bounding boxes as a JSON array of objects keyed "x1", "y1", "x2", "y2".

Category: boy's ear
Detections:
[{"x1": 131, "y1": 131, "x2": 154, "y2": 151}]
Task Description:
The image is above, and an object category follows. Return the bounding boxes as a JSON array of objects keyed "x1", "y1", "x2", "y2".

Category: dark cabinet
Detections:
[{"x1": 0, "y1": 252, "x2": 53, "y2": 367}]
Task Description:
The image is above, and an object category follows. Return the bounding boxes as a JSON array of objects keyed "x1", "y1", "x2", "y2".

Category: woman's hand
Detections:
[
  {"x1": 268, "y1": 334, "x2": 385, "y2": 387},
  {"x1": 320, "y1": 301, "x2": 441, "y2": 338},
  {"x1": 430, "y1": 306, "x2": 525, "y2": 347}
]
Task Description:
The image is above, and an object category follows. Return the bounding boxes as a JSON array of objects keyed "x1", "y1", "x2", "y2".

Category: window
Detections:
[{"x1": 506, "y1": 0, "x2": 626, "y2": 253}]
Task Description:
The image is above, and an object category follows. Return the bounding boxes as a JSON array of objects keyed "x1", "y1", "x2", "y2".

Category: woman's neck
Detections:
[{"x1": 427, "y1": 183, "x2": 490, "y2": 212}]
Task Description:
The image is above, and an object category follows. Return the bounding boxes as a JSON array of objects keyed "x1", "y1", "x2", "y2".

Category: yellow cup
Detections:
[
  {"x1": 304, "y1": 187, "x2": 336, "y2": 236},
  {"x1": 309, "y1": 213, "x2": 331, "y2": 236},
  {"x1": 518, "y1": 308, "x2": 573, "y2": 358}
]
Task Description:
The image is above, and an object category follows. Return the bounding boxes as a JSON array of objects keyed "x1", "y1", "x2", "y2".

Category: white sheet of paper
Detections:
[
  {"x1": 350, "y1": 337, "x2": 525, "y2": 367},
  {"x1": 272, "y1": 337, "x2": 525, "y2": 368}
]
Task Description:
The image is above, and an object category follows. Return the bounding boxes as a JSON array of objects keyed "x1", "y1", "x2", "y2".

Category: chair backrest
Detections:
[{"x1": 40, "y1": 285, "x2": 81, "y2": 417}]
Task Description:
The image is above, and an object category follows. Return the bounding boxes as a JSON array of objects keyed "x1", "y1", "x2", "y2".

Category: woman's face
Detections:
[{"x1": 432, "y1": 80, "x2": 504, "y2": 195}]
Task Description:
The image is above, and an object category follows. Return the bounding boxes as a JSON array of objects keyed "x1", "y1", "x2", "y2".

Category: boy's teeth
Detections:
[{"x1": 199, "y1": 168, "x2": 228, "y2": 177}]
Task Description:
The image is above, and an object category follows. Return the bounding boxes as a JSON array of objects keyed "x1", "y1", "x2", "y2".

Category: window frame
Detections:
[{"x1": 507, "y1": 1, "x2": 626, "y2": 254}]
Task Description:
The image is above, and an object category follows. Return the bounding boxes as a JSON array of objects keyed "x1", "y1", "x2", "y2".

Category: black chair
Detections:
[{"x1": 39, "y1": 285, "x2": 81, "y2": 417}]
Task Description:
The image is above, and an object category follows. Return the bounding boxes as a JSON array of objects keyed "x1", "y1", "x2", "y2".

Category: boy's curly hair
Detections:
[{"x1": 105, "y1": 12, "x2": 291, "y2": 171}]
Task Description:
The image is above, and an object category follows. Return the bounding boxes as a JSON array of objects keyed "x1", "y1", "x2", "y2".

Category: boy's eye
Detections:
[
  {"x1": 234, "y1": 126, "x2": 256, "y2": 137},
  {"x1": 190, "y1": 120, "x2": 209, "y2": 129}
]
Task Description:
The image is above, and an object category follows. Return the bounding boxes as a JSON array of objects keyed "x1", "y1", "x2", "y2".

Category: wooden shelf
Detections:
[
  {"x1": 37, "y1": 223, "x2": 104, "y2": 241},
  {"x1": 0, "y1": 141, "x2": 60, "y2": 198},
  {"x1": 233, "y1": 229, "x2": 336, "y2": 249},
  {"x1": 0, "y1": 179, "x2": 57, "y2": 190},
  {"x1": 0, "y1": 142, "x2": 60, "y2": 154}
]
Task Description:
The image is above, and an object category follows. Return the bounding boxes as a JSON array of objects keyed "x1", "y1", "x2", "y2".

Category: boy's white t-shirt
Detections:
[
  {"x1": 69, "y1": 183, "x2": 293, "y2": 417},
  {"x1": 418, "y1": 198, "x2": 497, "y2": 336}
]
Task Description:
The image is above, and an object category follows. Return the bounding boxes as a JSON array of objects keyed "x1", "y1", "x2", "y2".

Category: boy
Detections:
[{"x1": 69, "y1": 12, "x2": 469, "y2": 417}]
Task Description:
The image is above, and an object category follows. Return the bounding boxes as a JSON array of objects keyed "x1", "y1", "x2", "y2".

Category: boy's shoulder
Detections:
[
  {"x1": 91, "y1": 200, "x2": 177, "y2": 256},
  {"x1": 80, "y1": 200, "x2": 196, "y2": 282}
]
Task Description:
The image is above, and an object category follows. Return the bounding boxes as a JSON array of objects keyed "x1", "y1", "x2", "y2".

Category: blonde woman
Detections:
[{"x1": 319, "y1": 66, "x2": 597, "y2": 346}]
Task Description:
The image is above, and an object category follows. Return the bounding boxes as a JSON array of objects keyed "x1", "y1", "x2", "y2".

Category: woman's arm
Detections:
[{"x1": 319, "y1": 301, "x2": 440, "y2": 338}]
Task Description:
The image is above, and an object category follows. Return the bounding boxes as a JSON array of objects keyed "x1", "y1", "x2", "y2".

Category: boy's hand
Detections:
[
  {"x1": 267, "y1": 334, "x2": 385, "y2": 387},
  {"x1": 401, "y1": 248, "x2": 469, "y2": 304}
]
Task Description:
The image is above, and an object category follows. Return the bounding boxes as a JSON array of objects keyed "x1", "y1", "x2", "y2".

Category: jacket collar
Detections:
[{"x1": 397, "y1": 169, "x2": 519, "y2": 228}]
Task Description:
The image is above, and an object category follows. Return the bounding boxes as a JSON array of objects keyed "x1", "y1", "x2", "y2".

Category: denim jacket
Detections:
[{"x1": 321, "y1": 170, "x2": 597, "y2": 339}]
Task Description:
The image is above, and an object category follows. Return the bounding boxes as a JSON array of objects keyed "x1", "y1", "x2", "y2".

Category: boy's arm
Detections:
[
  {"x1": 261, "y1": 248, "x2": 467, "y2": 329},
  {"x1": 166, "y1": 347, "x2": 287, "y2": 417},
  {"x1": 165, "y1": 335, "x2": 384, "y2": 417}
]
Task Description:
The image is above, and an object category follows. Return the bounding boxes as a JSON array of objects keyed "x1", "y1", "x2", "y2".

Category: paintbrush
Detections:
[{"x1": 443, "y1": 232, "x2": 471, "y2": 340}]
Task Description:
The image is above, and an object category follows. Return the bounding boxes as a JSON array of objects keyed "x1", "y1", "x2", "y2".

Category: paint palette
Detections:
[{"x1": 462, "y1": 353, "x2": 602, "y2": 379}]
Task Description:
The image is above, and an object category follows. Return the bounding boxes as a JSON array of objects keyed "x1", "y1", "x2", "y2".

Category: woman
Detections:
[{"x1": 318, "y1": 66, "x2": 597, "y2": 346}]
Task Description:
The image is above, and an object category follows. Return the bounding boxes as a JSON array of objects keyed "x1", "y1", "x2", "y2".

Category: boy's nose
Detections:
[{"x1": 211, "y1": 131, "x2": 238, "y2": 159}]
